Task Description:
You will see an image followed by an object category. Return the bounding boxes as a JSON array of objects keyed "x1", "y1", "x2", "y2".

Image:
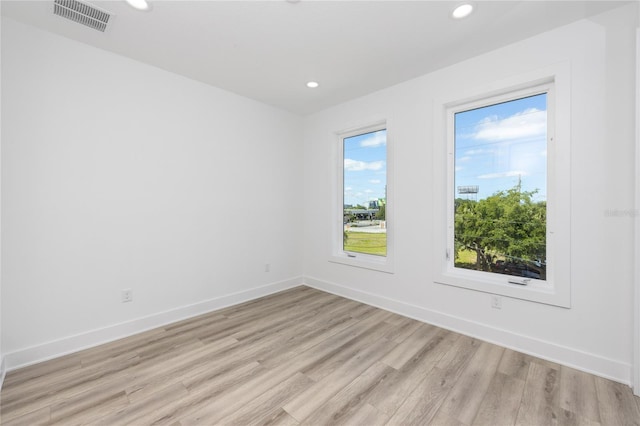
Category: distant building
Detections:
[{"x1": 457, "y1": 185, "x2": 479, "y2": 200}]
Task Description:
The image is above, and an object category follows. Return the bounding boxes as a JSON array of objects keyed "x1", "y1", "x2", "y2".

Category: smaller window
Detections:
[
  {"x1": 331, "y1": 122, "x2": 393, "y2": 273},
  {"x1": 343, "y1": 129, "x2": 387, "y2": 257}
]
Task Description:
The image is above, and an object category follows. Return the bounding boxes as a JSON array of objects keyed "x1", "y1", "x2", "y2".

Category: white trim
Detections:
[
  {"x1": 4, "y1": 276, "x2": 303, "y2": 371},
  {"x1": 433, "y1": 63, "x2": 571, "y2": 308},
  {"x1": 303, "y1": 275, "x2": 631, "y2": 385},
  {"x1": 634, "y1": 26, "x2": 640, "y2": 397},
  {"x1": 0, "y1": 357, "x2": 6, "y2": 391}
]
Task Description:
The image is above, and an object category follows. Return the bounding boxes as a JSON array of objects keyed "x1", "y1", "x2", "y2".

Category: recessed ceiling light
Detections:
[
  {"x1": 126, "y1": 0, "x2": 152, "y2": 11},
  {"x1": 306, "y1": 81, "x2": 319, "y2": 88},
  {"x1": 452, "y1": 3, "x2": 473, "y2": 19}
]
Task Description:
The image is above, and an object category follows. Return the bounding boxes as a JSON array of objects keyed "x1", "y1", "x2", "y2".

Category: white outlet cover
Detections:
[{"x1": 491, "y1": 295, "x2": 502, "y2": 309}]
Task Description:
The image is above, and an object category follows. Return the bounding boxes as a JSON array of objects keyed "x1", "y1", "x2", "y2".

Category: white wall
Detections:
[
  {"x1": 1, "y1": 17, "x2": 303, "y2": 368},
  {"x1": 303, "y1": 5, "x2": 638, "y2": 384}
]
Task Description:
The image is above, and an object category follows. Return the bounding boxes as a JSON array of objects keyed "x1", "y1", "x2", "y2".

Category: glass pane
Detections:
[
  {"x1": 343, "y1": 129, "x2": 387, "y2": 256},
  {"x1": 454, "y1": 94, "x2": 547, "y2": 280}
]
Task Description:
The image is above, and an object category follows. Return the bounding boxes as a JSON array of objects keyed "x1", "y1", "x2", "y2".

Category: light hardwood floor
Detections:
[{"x1": 1, "y1": 286, "x2": 639, "y2": 425}]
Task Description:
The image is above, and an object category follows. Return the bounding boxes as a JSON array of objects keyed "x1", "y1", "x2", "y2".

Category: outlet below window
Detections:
[{"x1": 491, "y1": 295, "x2": 502, "y2": 310}]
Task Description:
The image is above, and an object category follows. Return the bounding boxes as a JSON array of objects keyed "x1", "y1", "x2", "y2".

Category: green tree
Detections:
[
  {"x1": 455, "y1": 184, "x2": 546, "y2": 275},
  {"x1": 375, "y1": 204, "x2": 386, "y2": 220}
]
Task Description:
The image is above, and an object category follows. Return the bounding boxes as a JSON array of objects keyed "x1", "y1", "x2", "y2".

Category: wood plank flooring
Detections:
[{"x1": 1, "y1": 286, "x2": 639, "y2": 425}]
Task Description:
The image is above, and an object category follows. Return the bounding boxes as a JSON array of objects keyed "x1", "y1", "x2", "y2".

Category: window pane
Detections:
[
  {"x1": 343, "y1": 129, "x2": 387, "y2": 256},
  {"x1": 454, "y1": 94, "x2": 547, "y2": 280}
]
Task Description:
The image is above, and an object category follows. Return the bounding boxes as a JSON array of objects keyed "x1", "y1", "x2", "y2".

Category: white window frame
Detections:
[
  {"x1": 433, "y1": 64, "x2": 571, "y2": 307},
  {"x1": 330, "y1": 120, "x2": 394, "y2": 273}
]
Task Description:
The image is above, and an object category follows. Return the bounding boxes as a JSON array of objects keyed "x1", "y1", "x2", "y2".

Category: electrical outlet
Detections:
[
  {"x1": 264, "y1": 263, "x2": 270, "y2": 272},
  {"x1": 122, "y1": 289, "x2": 133, "y2": 303},
  {"x1": 491, "y1": 295, "x2": 502, "y2": 309}
]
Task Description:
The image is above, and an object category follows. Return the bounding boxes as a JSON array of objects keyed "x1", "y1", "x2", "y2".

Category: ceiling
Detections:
[{"x1": 1, "y1": 0, "x2": 631, "y2": 115}]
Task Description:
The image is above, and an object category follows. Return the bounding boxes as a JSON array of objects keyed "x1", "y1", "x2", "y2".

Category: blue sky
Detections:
[
  {"x1": 455, "y1": 93, "x2": 547, "y2": 201},
  {"x1": 343, "y1": 129, "x2": 387, "y2": 207}
]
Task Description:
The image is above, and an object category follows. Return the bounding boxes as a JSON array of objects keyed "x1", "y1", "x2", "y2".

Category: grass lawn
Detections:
[
  {"x1": 344, "y1": 231, "x2": 387, "y2": 256},
  {"x1": 455, "y1": 248, "x2": 479, "y2": 269},
  {"x1": 455, "y1": 249, "x2": 506, "y2": 270},
  {"x1": 457, "y1": 249, "x2": 477, "y2": 263}
]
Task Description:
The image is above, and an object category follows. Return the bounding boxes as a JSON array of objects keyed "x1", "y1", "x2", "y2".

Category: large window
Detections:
[
  {"x1": 433, "y1": 67, "x2": 571, "y2": 307},
  {"x1": 454, "y1": 93, "x2": 547, "y2": 282},
  {"x1": 331, "y1": 121, "x2": 393, "y2": 273}
]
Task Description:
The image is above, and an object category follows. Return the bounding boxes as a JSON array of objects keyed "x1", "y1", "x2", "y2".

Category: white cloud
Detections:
[
  {"x1": 465, "y1": 148, "x2": 485, "y2": 156},
  {"x1": 369, "y1": 179, "x2": 381, "y2": 184},
  {"x1": 474, "y1": 108, "x2": 546, "y2": 141},
  {"x1": 457, "y1": 156, "x2": 472, "y2": 163},
  {"x1": 345, "y1": 186, "x2": 353, "y2": 191},
  {"x1": 359, "y1": 131, "x2": 386, "y2": 148},
  {"x1": 455, "y1": 166, "x2": 463, "y2": 172},
  {"x1": 477, "y1": 170, "x2": 527, "y2": 179},
  {"x1": 344, "y1": 158, "x2": 385, "y2": 172},
  {"x1": 364, "y1": 189, "x2": 374, "y2": 193}
]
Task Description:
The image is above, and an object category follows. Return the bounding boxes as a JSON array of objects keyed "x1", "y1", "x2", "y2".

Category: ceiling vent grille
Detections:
[{"x1": 53, "y1": 0, "x2": 112, "y2": 32}]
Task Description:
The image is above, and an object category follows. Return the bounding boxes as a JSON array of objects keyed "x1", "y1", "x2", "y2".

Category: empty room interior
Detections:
[{"x1": 1, "y1": 0, "x2": 640, "y2": 424}]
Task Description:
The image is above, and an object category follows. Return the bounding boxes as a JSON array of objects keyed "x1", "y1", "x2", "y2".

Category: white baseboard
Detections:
[
  {"x1": 5, "y1": 276, "x2": 303, "y2": 371},
  {"x1": 0, "y1": 356, "x2": 6, "y2": 391},
  {"x1": 303, "y1": 275, "x2": 632, "y2": 386}
]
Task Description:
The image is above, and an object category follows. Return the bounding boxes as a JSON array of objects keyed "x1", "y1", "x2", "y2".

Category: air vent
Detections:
[{"x1": 53, "y1": 0, "x2": 112, "y2": 32}]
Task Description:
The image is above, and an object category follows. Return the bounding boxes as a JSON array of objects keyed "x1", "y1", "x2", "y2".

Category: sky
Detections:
[
  {"x1": 343, "y1": 129, "x2": 387, "y2": 207},
  {"x1": 454, "y1": 93, "x2": 547, "y2": 201},
  {"x1": 342, "y1": 94, "x2": 546, "y2": 208}
]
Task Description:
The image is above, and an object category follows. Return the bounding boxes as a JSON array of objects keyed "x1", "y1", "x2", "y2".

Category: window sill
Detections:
[
  {"x1": 329, "y1": 253, "x2": 394, "y2": 274},
  {"x1": 434, "y1": 268, "x2": 570, "y2": 308}
]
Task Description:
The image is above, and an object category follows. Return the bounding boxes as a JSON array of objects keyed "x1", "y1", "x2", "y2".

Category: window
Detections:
[
  {"x1": 331, "y1": 121, "x2": 393, "y2": 273},
  {"x1": 454, "y1": 92, "x2": 548, "y2": 282},
  {"x1": 433, "y1": 66, "x2": 570, "y2": 307},
  {"x1": 343, "y1": 129, "x2": 387, "y2": 257}
]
